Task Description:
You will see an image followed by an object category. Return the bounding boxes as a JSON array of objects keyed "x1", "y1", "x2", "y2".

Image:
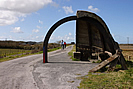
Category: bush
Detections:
[
  {"x1": 0, "y1": 55, "x2": 3, "y2": 59},
  {"x1": 31, "y1": 50, "x2": 39, "y2": 54}
]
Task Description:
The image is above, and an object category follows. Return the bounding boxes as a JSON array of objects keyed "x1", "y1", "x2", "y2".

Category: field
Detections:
[
  {"x1": 78, "y1": 44, "x2": 133, "y2": 89},
  {"x1": 0, "y1": 45, "x2": 62, "y2": 62},
  {"x1": 119, "y1": 44, "x2": 133, "y2": 50},
  {"x1": 0, "y1": 49, "x2": 32, "y2": 58},
  {"x1": 120, "y1": 44, "x2": 133, "y2": 61}
]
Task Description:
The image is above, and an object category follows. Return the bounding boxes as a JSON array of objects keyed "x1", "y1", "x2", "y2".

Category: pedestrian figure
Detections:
[
  {"x1": 64, "y1": 42, "x2": 66, "y2": 48},
  {"x1": 61, "y1": 40, "x2": 64, "y2": 50}
]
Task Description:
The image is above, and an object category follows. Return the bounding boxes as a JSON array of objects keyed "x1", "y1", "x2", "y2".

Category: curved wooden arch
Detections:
[
  {"x1": 43, "y1": 11, "x2": 118, "y2": 63},
  {"x1": 43, "y1": 16, "x2": 77, "y2": 63},
  {"x1": 76, "y1": 11, "x2": 117, "y2": 52}
]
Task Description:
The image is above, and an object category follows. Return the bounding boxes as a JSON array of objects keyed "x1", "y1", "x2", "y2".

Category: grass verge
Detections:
[
  {"x1": 48, "y1": 47, "x2": 61, "y2": 52},
  {"x1": 0, "y1": 47, "x2": 61, "y2": 63},
  {"x1": 68, "y1": 45, "x2": 80, "y2": 61},
  {"x1": 78, "y1": 59, "x2": 133, "y2": 88},
  {"x1": 78, "y1": 67, "x2": 133, "y2": 89}
]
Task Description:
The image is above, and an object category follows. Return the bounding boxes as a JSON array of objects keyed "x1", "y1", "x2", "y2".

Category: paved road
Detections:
[{"x1": 0, "y1": 45, "x2": 98, "y2": 89}]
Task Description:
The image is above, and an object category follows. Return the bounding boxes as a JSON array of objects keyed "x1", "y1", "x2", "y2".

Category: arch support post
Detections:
[{"x1": 43, "y1": 46, "x2": 47, "y2": 63}]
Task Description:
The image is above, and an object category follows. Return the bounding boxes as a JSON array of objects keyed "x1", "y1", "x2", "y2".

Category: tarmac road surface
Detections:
[{"x1": 0, "y1": 45, "x2": 98, "y2": 89}]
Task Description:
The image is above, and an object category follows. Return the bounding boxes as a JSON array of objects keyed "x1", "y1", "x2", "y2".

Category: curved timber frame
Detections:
[
  {"x1": 43, "y1": 16, "x2": 77, "y2": 63},
  {"x1": 76, "y1": 11, "x2": 117, "y2": 52},
  {"x1": 43, "y1": 10, "x2": 126, "y2": 68}
]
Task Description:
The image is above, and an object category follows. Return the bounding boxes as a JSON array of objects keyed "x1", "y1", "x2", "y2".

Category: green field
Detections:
[
  {"x1": 0, "y1": 49, "x2": 32, "y2": 58},
  {"x1": 0, "y1": 46, "x2": 62, "y2": 62}
]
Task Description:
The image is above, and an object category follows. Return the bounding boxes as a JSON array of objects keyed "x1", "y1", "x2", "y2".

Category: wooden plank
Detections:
[{"x1": 89, "y1": 54, "x2": 119, "y2": 72}]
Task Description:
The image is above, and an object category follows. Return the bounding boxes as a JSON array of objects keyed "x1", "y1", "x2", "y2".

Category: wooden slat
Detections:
[{"x1": 89, "y1": 54, "x2": 119, "y2": 72}]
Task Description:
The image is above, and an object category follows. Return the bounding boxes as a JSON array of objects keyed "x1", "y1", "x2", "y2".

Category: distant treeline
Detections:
[
  {"x1": 0, "y1": 41, "x2": 37, "y2": 49},
  {"x1": 119, "y1": 44, "x2": 133, "y2": 46},
  {"x1": 0, "y1": 41, "x2": 22, "y2": 49}
]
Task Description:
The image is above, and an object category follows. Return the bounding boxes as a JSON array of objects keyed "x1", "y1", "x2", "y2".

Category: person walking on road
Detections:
[
  {"x1": 64, "y1": 42, "x2": 66, "y2": 48},
  {"x1": 61, "y1": 40, "x2": 64, "y2": 50}
]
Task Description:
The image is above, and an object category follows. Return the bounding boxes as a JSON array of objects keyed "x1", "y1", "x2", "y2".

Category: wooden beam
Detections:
[
  {"x1": 119, "y1": 54, "x2": 128, "y2": 70},
  {"x1": 89, "y1": 54, "x2": 119, "y2": 72}
]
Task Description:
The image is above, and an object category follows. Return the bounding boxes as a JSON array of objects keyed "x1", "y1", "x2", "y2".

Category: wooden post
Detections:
[
  {"x1": 88, "y1": 23, "x2": 92, "y2": 58},
  {"x1": 128, "y1": 56, "x2": 131, "y2": 61},
  {"x1": 89, "y1": 54, "x2": 119, "y2": 72},
  {"x1": 119, "y1": 54, "x2": 128, "y2": 70}
]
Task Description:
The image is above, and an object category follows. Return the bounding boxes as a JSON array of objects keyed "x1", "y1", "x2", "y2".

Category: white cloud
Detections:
[
  {"x1": 0, "y1": 11, "x2": 19, "y2": 26},
  {"x1": 50, "y1": 2, "x2": 59, "y2": 7},
  {"x1": 0, "y1": 35, "x2": 13, "y2": 40},
  {"x1": 88, "y1": 5, "x2": 100, "y2": 12},
  {"x1": 11, "y1": 27, "x2": 23, "y2": 33},
  {"x1": 0, "y1": 0, "x2": 56, "y2": 26},
  {"x1": 36, "y1": 36, "x2": 39, "y2": 39},
  {"x1": 62, "y1": 6, "x2": 74, "y2": 14},
  {"x1": 0, "y1": 0, "x2": 53, "y2": 13},
  {"x1": 69, "y1": 32, "x2": 72, "y2": 36},
  {"x1": 0, "y1": 36, "x2": 6, "y2": 39},
  {"x1": 26, "y1": 35, "x2": 44, "y2": 41},
  {"x1": 50, "y1": 35, "x2": 54, "y2": 40},
  {"x1": 9, "y1": 35, "x2": 13, "y2": 39},
  {"x1": 32, "y1": 29, "x2": 39, "y2": 33},
  {"x1": 50, "y1": 33, "x2": 74, "y2": 43},
  {"x1": 39, "y1": 20, "x2": 43, "y2": 24}
]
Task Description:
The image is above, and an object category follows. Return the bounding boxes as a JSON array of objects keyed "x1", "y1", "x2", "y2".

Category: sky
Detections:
[{"x1": 0, "y1": 0, "x2": 133, "y2": 44}]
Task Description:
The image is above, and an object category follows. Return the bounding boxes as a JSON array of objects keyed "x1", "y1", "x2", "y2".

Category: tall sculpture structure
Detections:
[
  {"x1": 43, "y1": 10, "x2": 127, "y2": 70},
  {"x1": 76, "y1": 11, "x2": 116, "y2": 60}
]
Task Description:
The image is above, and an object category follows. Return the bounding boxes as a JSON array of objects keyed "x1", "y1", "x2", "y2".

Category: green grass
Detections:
[
  {"x1": 0, "y1": 49, "x2": 31, "y2": 57},
  {"x1": 0, "y1": 54, "x2": 26, "y2": 62},
  {"x1": 68, "y1": 45, "x2": 80, "y2": 61},
  {"x1": 78, "y1": 60, "x2": 133, "y2": 89},
  {"x1": 78, "y1": 66, "x2": 133, "y2": 89},
  {"x1": 0, "y1": 47, "x2": 61, "y2": 63},
  {"x1": 48, "y1": 47, "x2": 61, "y2": 52},
  {"x1": 92, "y1": 60, "x2": 102, "y2": 63}
]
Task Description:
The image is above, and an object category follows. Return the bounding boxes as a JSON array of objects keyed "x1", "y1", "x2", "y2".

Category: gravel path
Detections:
[
  {"x1": 0, "y1": 54, "x2": 42, "y2": 89},
  {"x1": 0, "y1": 45, "x2": 98, "y2": 89},
  {"x1": 33, "y1": 46, "x2": 98, "y2": 89}
]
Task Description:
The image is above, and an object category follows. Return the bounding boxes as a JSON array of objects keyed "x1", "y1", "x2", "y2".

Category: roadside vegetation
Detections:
[
  {"x1": 48, "y1": 47, "x2": 61, "y2": 52},
  {"x1": 68, "y1": 45, "x2": 80, "y2": 61},
  {"x1": 0, "y1": 40, "x2": 62, "y2": 62},
  {"x1": 78, "y1": 60, "x2": 133, "y2": 89},
  {"x1": 78, "y1": 44, "x2": 133, "y2": 89},
  {"x1": 78, "y1": 67, "x2": 133, "y2": 89}
]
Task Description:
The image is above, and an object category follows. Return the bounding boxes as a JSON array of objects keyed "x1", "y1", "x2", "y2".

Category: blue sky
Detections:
[{"x1": 0, "y1": 0, "x2": 133, "y2": 44}]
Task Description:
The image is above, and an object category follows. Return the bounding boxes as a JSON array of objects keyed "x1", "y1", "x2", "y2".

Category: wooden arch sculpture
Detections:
[{"x1": 43, "y1": 10, "x2": 127, "y2": 70}]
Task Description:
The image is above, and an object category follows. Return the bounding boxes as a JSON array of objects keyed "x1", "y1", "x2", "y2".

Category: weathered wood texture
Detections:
[
  {"x1": 76, "y1": 11, "x2": 127, "y2": 70},
  {"x1": 89, "y1": 49, "x2": 128, "y2": 72},
  {"x1": 73, "y1": 52, "x2": 81, "y2": 59},
  {"x1": 76, "y1": 11, "x2": 116, "y2": 55},
  {"x1": 89, "y1": 54, "x2": 119, "y2": 72}
]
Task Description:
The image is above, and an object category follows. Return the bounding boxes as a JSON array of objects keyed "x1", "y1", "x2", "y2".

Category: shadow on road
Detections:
[{"x1": 48, "y1": 61, "x2": 92, "y2": 64}]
